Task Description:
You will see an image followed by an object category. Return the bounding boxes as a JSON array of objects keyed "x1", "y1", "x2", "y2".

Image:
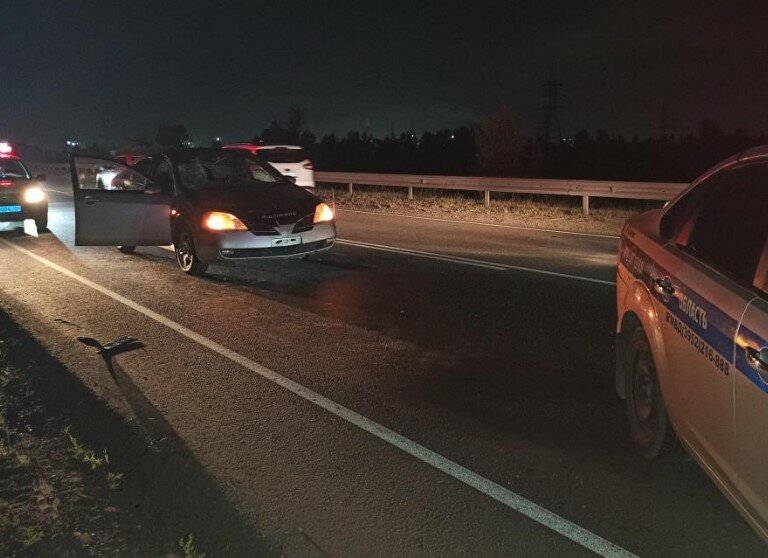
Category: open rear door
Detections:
[{"x1": 70, "y1": 155, "x2": 172, "y2": 246}]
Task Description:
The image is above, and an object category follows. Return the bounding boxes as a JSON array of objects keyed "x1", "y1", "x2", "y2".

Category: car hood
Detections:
[{"x1": 185, "y1": 183, "x2": 320, "y2": 224}]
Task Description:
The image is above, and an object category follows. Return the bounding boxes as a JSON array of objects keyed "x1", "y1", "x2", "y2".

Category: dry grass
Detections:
[{"x1": 318, "y1": 185, "x2": 664, "y2": 236}]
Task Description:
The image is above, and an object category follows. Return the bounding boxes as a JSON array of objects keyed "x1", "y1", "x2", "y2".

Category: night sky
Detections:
[{"x1": 2, "y1": 0, "x2": 767, "y2": 148}]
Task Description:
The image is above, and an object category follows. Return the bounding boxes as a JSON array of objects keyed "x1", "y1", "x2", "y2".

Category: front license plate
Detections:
[
  {"x1": 0, "y1": 205, "x2": 21, "y2": 213},
  {"x1": 271, "y1": 235, "x2": 301, "y2": 248}
]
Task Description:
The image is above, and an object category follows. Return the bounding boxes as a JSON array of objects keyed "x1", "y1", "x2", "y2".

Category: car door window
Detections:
[
  {"x1": 678, "y1": 162, "x2": 768, "y2": 285},
  {"x1": 76, "y1": 157, "x2": 152, "y2": 192}
]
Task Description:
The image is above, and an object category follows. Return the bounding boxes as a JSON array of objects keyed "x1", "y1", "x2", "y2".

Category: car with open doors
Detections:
[
  {"x1": 70, "y1": 149, "x2": 336, "y2": 275},
  {"x1": 616, "y1": 144, "x2": 768, "y2": 542}
]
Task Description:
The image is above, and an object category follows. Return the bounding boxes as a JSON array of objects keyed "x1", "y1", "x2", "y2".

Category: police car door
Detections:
[
  {"x1": 662, "y1": 162, "x2": 768, "y2": 481},
  {"x1": 70, "y1": 156, "x2": 172, "y2": 246},
  {"x1": 733, "y1": 240, "x2": 768, "y2": 529}
]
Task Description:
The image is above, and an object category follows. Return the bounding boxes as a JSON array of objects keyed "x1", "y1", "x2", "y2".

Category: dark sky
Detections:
[{"x1": 2, "y1": 0, "x2": 767, "y2": 148}]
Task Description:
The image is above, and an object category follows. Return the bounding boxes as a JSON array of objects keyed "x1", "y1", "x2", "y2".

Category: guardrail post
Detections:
[
  {"x1": 348, "y1": 183, "x2": 354, "y2": 195},
  {"x1": 484, "y1": 190, "x2": 491, "y2": 206},
  {"x1": 582, "y1": 195, "x2": 590, "y2": 217},
  {"x1": 408, "y1": 186, "x2": 414, "y2": 200}
]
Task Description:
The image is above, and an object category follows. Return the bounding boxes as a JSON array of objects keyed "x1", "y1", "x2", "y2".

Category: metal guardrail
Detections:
[
  {"x1": 30, "y1": 163, "x2": 689, "y2": 216},
  {"x1": 315, "y1": 172, "x2": 688, "y2": 215}
]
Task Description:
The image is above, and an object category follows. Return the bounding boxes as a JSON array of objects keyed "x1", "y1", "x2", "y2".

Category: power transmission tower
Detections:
[{"x1": 541, "y1": 66, "x2": 563, "y2": 145}]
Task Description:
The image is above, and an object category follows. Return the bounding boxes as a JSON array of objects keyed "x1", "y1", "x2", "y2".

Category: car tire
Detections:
[
  {"x1": 34, "y1": 212, "x2": 48, "y2": 233},
  {"x1": 117, "y1": 246, "x2": 136, "y2": 254},
  {"x1": 175, "y1": 226, "x2": 208, "y2": 276},
  {"x1": 625, "y1": 326, "x2": 677, "y2": 460}
]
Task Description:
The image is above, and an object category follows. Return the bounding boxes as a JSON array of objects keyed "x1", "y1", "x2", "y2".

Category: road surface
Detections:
[{"x1": 0, "y1": 179, "x2": 762, "y2": 557}]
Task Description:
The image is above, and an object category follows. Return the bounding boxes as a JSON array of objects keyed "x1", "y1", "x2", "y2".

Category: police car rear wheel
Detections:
[{"x1": 626, "y1": 327, "x2": 677, "y2": 460}]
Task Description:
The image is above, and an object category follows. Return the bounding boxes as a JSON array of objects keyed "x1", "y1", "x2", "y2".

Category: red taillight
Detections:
[
  {"x1": 0, "y1": 180, "x2": 12, "y2": 187},
  {"x1": 303, "y1": 161, "x2": 313, "y2": 170},
  {"x1": 0, "y1": 143, "x2": 13, "y2": 154}
]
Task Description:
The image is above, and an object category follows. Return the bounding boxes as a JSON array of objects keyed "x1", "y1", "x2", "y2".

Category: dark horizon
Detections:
[{"x1": 3, "y1": 0, "x2": 767, "y2": 149}]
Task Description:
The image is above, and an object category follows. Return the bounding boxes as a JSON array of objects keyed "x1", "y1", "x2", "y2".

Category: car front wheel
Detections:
[
  {"x1": 625, "y1": 326, "x2": 677, "y2": 459},
  {"x1": 175, "y1": 226, "x2": 208, "y2": 276},
  {"x1": 34, "y1": 211, "x2": 48, "y2": 233}
]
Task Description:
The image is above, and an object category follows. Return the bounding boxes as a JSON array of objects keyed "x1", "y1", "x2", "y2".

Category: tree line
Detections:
[{"x1": 15, "y1": 107, "x2": 768, "y2": 183}]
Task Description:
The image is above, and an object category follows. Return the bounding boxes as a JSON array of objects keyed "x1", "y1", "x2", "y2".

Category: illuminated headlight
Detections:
[
  {"x1": 313, "y1": 203, "x2": 334, "y2": 224},
  {"x1": 202, "y1": 211, "x2": 248, "y2": 231},
  {"x1": 23, "y1": 187, "x2": 47, "y2": 204}
]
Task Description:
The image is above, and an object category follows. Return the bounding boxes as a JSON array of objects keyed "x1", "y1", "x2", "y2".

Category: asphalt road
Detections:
[{"x1": 0, "y1": 179, "x2": 763, "y2": 557}]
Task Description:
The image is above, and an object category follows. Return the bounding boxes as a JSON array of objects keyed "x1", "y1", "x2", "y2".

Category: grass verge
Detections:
[{"x1": 317, "y1": 184, "x2": 666, "y2": 236}]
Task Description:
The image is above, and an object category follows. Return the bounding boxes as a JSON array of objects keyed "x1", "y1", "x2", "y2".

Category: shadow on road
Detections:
[{"x1": 0, "y1": 309, "x2": 276, "y2": 557}]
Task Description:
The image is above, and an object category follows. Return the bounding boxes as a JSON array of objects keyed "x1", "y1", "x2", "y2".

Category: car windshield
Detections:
[
  {"x1": 0, "y1": 159, "x2": 30, "y2": 179},
  {"x1": 176, "y1": 152, "x2": 281, "y2": 190}
]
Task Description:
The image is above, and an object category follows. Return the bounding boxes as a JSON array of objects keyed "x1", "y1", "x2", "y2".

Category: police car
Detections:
[
  {"x1": 616, "y1": 145, "x2": 768, "y2": 540},
  {"x1": 0, "y1": 143, "x2": 48, "y2": 231}
]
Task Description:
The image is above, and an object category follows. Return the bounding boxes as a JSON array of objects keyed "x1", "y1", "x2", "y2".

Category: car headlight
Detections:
[
  {"x1": 202, "y1": 211, "x2": 248, "y2": 231},
  {"x1": 313, "y1": 203, "x2": 334, "y2": 224},
  {"x1": 23, "y1": 187, "x2": 47, "y2": 204}
]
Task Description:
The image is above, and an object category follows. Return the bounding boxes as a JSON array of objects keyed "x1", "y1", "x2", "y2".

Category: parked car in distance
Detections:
[
  {"x1": 616, "y1": 145, "x2": 768, "y2": 542},
  {"x1": 223, "y1": 143, "x2": 315, "y2": 189}
]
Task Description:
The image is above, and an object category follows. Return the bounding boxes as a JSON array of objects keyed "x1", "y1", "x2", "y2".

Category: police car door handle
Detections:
[
  {"x1": 746, "y1": 346, "x2": 768, "y2": 376},
  {"x1": 654, "y1": 277, "x2": 676, "y2": 296}
]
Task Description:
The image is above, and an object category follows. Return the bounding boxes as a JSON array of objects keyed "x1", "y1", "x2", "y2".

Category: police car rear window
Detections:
[
  {"x1": 685, "y1": 163, "x2": 768, "y2": 284},
  {"x1": 0, "y1": 160, "x2": 30, "y2": 179}
]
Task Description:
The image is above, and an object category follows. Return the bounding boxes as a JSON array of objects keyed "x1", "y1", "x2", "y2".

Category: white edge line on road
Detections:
[
  {"x1": 337, "y1": 238, "x2": 616, "y2": 287},
  {"x1": 0, "y1": 238, "x2": 636, "y2": 558},
  {"x1": 337, "y1": 209, "x2": 622, "y2": 239}
]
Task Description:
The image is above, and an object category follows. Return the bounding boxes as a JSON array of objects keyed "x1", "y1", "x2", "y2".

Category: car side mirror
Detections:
[
  {"x1": 286, "y1": 176, "x2": 297, "y2": 184},
  {"x1": 36, "y1": 174, "x2": 46, "y2": 182}
]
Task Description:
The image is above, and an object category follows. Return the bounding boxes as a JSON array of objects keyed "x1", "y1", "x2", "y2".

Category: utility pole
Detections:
[{"x1": 541, "y1": 66, "x2": 563, "y2": 146}]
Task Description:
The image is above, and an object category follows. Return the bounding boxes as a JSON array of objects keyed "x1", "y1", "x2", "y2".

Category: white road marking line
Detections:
[
  {"x1": 337, "y1": 209, "x2": 622, "y2": 239},
  {"x1": 161, "y1": 240, "x2": 615, "y2": 287},
  {"x1": 337, "y1": 239, "x2": 616, "y2": 286},
  {"x1": 1, "y1": 237, "x2": 636, "y2": 558}
]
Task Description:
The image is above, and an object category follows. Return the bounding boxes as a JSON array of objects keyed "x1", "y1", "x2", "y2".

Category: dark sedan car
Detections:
[{"x1": 70, "y1": 149, "x2": 336, "y2": 275}]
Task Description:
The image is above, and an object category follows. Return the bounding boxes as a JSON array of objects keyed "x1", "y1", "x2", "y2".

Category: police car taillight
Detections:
[{"x1": 0, "y1": 143, "x2": 13, "y2": 155}]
